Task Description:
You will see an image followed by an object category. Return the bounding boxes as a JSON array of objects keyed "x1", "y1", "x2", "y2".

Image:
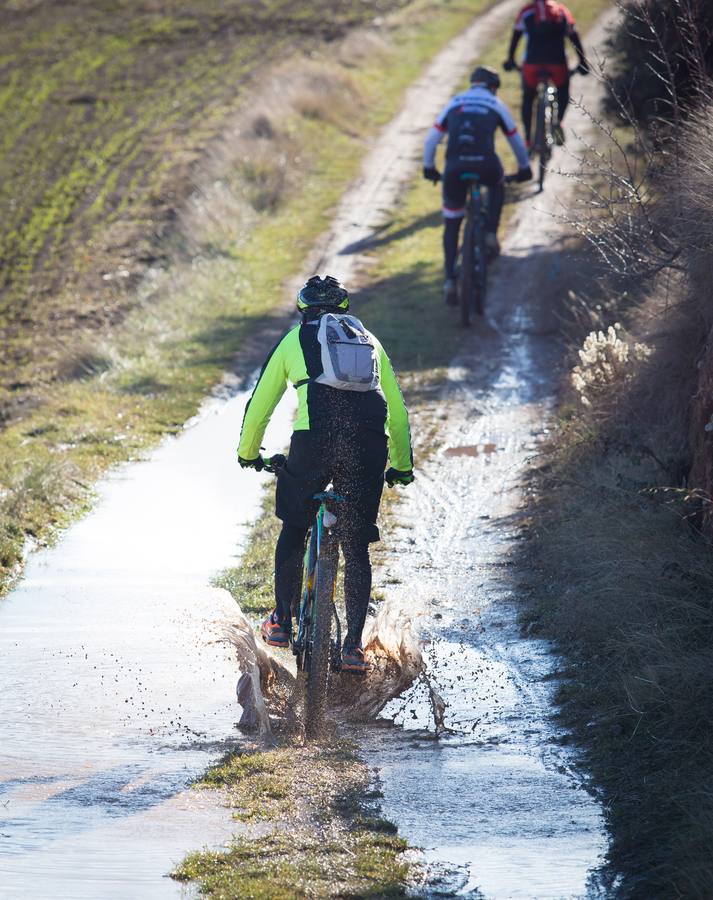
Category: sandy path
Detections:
[{"x1": 314, "y1": 0, "x2": 524, "y2": 280}]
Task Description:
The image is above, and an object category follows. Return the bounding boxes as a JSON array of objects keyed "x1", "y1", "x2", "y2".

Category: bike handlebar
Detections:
[{"x1": 261, "y1": 453, "x2": 408, "y2": 486}]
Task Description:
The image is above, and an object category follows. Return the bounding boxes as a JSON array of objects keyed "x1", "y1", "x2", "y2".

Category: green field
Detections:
[
  {"x1": 0, "y1": 0, "x2": 411, "y2": 419},
  {"x1": 0, "y1": 0, "x2": 498, "y2": 592}
]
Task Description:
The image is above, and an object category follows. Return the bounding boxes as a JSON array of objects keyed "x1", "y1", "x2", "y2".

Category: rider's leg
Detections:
[
  {"x1": 556, "y1": 74, "x2": 571, "y2": 123},
  {"x1": 521, "y1": 64, "x2": 541, "y2": 145},
  {"x1": 442, "y1": 166, "x2": 467, "y2": 280},
  {"x1": 274, "y1": 523, "x2": 309, "y2": 625},
  {"x1": 443, "y1": 216, "x2": 463, "y2": 280},
  {"x1": 342, "y1": 539, "x2": 372, "y2": 647},
  {"x1": 522, "y1": 87, "x2": 535, "y2": 144},
  {"x1": 273, "y1": 432, "x2": 329, "y2": 626},
  {"x1": 332, "y1": 428, "x2": 387, "y2": 650},
  {"x1": 481, "y1": 158, "x2": 505, "y2": 235}
]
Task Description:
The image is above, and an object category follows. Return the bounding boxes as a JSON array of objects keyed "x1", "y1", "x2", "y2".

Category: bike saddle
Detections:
[{"x1": 312, "y1": 491, "x2": 345, "y2": 502}]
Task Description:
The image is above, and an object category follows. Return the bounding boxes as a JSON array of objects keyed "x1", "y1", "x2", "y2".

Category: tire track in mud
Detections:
[{"x1": 353, "y1": 11, "x2": 619, "y2": 899}]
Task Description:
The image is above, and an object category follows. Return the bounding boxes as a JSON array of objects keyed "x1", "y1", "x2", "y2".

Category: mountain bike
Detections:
[
  {"x1": 263, "y1": 455, "x2": 346, "y2": 739},
  {"x1": 457, "y1": 172, "x2": 518, "y2": 327},
  {"x1": 531, "y1": 71, "x2": 559, "y2": 192},
  {"x1": 510, "y1": 64, "x2": 580, "y2": 192}
]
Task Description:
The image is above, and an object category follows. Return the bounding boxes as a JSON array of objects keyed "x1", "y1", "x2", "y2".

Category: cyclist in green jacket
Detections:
[{"x1": 238, "y1": 275, "x2": 414, "y2": 672}]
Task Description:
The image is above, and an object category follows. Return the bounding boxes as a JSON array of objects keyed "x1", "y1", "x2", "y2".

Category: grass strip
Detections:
[{"x1": 172, "y1": 742, "x2": 410, "y2": 898}]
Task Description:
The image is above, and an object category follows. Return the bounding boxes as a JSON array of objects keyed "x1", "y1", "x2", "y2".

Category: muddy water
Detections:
[
  {"x1": 0, "y1": 387, "x2": 295, "y2": 898},
  {"x1": 360, "y1": 332, "x2": 607, "y2": 898},
  {"x1": 356, "y1": 16, "x2": 617, "y2": 894}
]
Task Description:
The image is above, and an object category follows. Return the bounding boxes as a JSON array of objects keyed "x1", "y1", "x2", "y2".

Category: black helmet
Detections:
[
  {"x1": 297, "y1": 275, "x2": 349, "y2": 312},
  {"x1": 470, "y1": 66, "x2": 500, "y2": 91}
]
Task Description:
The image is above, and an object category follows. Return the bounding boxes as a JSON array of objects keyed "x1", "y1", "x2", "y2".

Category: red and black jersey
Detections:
[{"x1": 515, "y1": 0, "x2": 576, "y2": 65}]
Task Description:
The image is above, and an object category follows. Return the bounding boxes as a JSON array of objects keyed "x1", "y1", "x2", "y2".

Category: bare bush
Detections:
[{"x1": 571, "y1": 323, "x2": 651, "y2": 408}]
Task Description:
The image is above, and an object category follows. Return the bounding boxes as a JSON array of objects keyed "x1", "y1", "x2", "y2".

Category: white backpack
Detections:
[{"x1": 311, "y1": 313, "x2": 379, "y2": 392}]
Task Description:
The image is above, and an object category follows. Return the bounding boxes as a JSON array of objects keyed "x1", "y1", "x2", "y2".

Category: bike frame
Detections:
[
  {"x1": 532, "y1": 74, "x2": 558, "y2": 191},
  {"x1": 293, "y1": 492, "x2": 342, "y2": 675}
]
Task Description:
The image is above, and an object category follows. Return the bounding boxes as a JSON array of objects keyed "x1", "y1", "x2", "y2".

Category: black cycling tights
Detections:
[
  {"x1": 274, "y1": 523, "x2": 372, "y2": 647},
  {"x1": 522, "y1": 83, "x2": 570, "y2": 143}
]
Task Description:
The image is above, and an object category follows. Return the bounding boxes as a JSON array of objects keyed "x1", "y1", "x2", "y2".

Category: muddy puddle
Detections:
[
  {"x1": 353, "y1": 16, "x2": 617, "y2": 890},
  {"x1": 0, "y1": 386, "x2": 295, "y2": 897},
  {"x1": 357, "y1": 332, "x2": 607, "y2": 897}
]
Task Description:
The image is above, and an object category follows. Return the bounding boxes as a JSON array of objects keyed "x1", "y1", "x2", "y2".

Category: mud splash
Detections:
[{"x1": 226, "y1": 591, "x2": 426, "y2": 734}]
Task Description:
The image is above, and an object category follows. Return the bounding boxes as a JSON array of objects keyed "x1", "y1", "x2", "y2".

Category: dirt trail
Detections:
[
  {"x1": 316, "y1": 0, "x2": 524, "y2": 282},
  {"x1": 355, "y1": 12, "x2": 618, "y2": 897},
  {"x1": 0, "y1": 2, "x2": 532, "y2": 897}
]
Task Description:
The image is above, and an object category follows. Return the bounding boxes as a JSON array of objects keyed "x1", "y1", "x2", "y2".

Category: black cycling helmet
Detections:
[
  {"x1": 297, "y1": 274, "x2": 349, "y2": 312},
  {"x1": 470, "y1": 66, "x2": 501, "y2": 91}
]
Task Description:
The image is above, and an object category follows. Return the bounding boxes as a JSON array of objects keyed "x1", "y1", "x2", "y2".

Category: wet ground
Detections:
[
  {"x1": 359, "y1": 313, "x2": 607, "y2": 898},
  {"x1": 0, "y1": 389, "x2": 295, "y2": 898},
  {"x1": 0, "y1": 1, "x2": 614, "y2": 895},
  {"x1": 355, "y1": 14, "x2": 617, "y2": 893}
]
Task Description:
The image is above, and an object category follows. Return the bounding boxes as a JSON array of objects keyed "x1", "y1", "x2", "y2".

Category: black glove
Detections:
[
  {"x1": 423, "y1": 166, "x2": 441, "y2": 183},
  {"x1": 503, "y1": 59, "x2": 517, "y2": 72},
  {"x1": 516, "y1": 165, "x2": 533, "y2": 183},
  {"x1": 576, "y1": 60, "x2": 590, "y2": 76},
  {"x1": 385, "y1": 468, "x2": 415, "y2": 487},
  {"x1": 263, "y1": 453, "x2": 286, "y2": 473},
  {"x1": 238, "y1": 454, "x2": 264, "y2": 471}
]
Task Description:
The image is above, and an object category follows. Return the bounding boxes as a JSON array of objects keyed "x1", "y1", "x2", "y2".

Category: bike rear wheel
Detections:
[
  {"x1": 459, "y1": 215, "x2": 476, "y2": 327},
  {"x1": 535, "y1": 89, "x2": 550, "y2": 191},
  {"x1": 304, "y1": 549, "x2": 336, "y2": 739}
]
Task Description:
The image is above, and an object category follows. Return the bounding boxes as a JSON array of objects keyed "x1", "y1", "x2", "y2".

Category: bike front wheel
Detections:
[{"x1": 304, "y1": 552, "x2": 335, "y2": 739}]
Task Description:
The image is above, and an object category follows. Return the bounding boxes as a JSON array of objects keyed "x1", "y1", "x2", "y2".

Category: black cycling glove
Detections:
[
  {"x1": 423, "y1": 166, "x2": 442, "y2": 183},
  {"x1": 503, "y1": 59, "x2": 517, "y2": 72},
  {"x1": 238, "y1": 454, "x2": 264, "y2": 471},
  {"x1": 516, "y1": 165, "x2": 533, "y2": 183},
  {"x1": 385, "y1": 468, "x2": 415, "y2": 487}
]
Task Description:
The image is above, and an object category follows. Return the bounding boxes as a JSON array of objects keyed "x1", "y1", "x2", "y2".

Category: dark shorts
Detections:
[
  {"x1": 442, "y1": 156, "x2": 504, "y2": 219},
  {"x1": 275, "y1": 429, "x2": 388, "y2": 543}
]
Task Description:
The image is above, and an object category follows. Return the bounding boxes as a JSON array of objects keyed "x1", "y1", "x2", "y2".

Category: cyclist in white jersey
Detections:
[{"x1": 423, "y1": 66, "x2": 531, "y2": 305}]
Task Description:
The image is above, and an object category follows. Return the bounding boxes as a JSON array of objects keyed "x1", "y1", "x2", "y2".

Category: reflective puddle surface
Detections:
[{"x1": 0, "y1": 387, "x2": 295, "y2": 898}]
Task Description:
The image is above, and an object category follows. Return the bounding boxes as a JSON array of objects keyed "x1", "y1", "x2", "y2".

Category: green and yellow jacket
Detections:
[{"x1": 237, "y1": 318, "x2": 413, "y2": 471}]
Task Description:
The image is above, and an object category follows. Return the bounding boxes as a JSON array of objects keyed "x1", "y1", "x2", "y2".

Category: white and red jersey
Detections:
[
  {"x1": 515, "y1": 0, "x2": 576, "y2": 65},
  {"x1": 423, "y1": 85, "x2": 529, "y2": 170}
]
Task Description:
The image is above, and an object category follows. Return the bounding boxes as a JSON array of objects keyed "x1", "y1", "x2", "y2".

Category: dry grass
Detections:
[{"x1": 522, "y1": 77, "x2": 713, "y2": 896}]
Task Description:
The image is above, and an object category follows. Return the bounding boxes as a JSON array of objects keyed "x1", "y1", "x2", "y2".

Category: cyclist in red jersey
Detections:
[{"x1": 504, "y1": 0, "x2": 589, "y2": 147}]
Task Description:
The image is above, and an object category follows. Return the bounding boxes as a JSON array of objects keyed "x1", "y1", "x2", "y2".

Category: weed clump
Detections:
[{"x1": 174, "y1": 741, "x2": 410, "y2": 897}]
